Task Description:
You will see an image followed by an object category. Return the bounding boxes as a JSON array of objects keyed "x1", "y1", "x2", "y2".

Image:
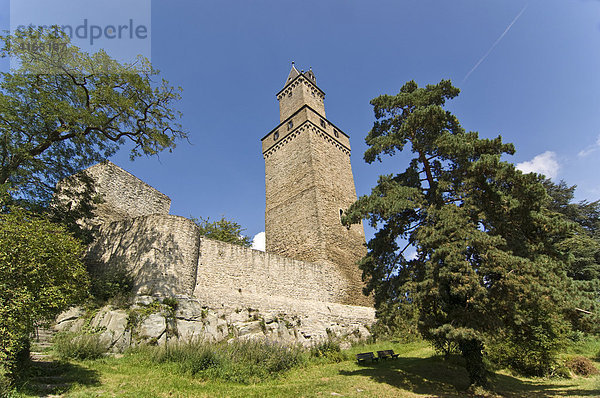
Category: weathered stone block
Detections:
[{"x1": 138, "y1": 313, "x2": 166, "y2": 341}]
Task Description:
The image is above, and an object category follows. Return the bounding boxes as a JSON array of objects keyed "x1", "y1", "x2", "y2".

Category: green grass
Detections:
[{"x1": 11, "y1": 339, "x2": 600, "y2": 397}]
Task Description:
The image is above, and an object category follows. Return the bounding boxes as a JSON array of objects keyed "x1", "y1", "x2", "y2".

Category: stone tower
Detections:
[{"x1": 261, "y1": 64, "x2": 369, "y2": 306}]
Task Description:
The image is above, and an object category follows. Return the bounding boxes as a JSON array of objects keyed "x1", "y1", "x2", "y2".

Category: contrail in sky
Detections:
[{"x1": 462, "y1": 5, "x2": 528, "y2": 84}]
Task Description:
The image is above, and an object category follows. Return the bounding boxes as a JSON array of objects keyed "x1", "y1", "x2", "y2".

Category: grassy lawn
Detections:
[{"x1": 14, "y1": 340, "x2": 600, "y2": 397}]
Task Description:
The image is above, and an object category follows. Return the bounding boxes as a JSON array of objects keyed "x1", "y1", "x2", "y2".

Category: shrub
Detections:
[
  {"x1": 0, "y1": 208, "x2": 88, "y2": 376},
  {"x1": 87, "y1": 266, "x2": 133, "y2": 306},
  {"x1": 486, "y1": 325, "x2": 564, "y2": 377},
  {"x1": 53, "y1": 332, "x2": 108, "y2": 360},
  {"x1": 309, "y1": 340, "x2": 347, "y2": 362},
  {"x1": 370, "y1": 301, "x2": 421, "y2": 343},
  {"x1": 551, "y1": 364, "x2": 571, "y2": 379},
  {"x1": 565, "y1": 356, "x2": 599, "y2": 377},
  {"x1": 148, "y1": 339, "x2": 306, "y2": 383},
  {"x1": 0, "y1": 366, "x2": 13, "y2": 398},
  {"x1": 161, "y1": 297, "x2": 178, "y2": 312}
]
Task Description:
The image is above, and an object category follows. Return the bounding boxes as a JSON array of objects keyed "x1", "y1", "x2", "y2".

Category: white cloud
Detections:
[
  {"x1": 516, "y1": 151, "x2": 559, "y2": 178},
  {"x1": 578, "y1": 133, "x2": 600, "y2": 158},
  {"x1": 578, "y1": 147, "x2": 597, "y2": 157},
  {"x1": 251, "y1": 231, "x2": 265, "y2": 251}
]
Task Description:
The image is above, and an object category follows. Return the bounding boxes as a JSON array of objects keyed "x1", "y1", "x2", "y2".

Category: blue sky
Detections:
[{"x1": 2, "y1": 0, "x2": 600, "y2": 248}]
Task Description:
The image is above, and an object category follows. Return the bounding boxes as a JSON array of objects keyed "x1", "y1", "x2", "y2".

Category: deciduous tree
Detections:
[
  {"x1": 0, "y1": 27, "x2": 186, "y2": 208},
  {"x1": 190, "y1": 215, "x2": 253, "y2": 248}
]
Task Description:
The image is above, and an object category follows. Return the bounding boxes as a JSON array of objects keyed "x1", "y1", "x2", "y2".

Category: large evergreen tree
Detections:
[
  {"x1": 343, "y1": 80, "x2": 578, "y2": 385},
  {"x1": 542, "y1": 179, "x2": 600, "y2": 333}
]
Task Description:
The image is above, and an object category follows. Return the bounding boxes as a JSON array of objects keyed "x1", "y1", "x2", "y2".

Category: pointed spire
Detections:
[
  {"x1": 305, "y1": 66, "x2": 316, "y2": 84},
  {"x1": 285, "y1": 61, "x2": 300, "y2": 86}
]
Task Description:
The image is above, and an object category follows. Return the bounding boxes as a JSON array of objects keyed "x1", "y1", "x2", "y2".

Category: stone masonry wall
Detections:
[
  {"x1": 83, "y1": 161, "x2": 171, "y2": 223},
  {"x1": 87, "y1": 215, "x2": 369, "y2": 315},
  {"x1": 278, "y1": 75, "x2": 325, "y2": 122},
  {"x1": 86, "y1": 214, "x2": 200, "y2": 297},
  {"x1": 194, "y1": 237, "x2": 347, "y2": 305},
  {"x1": 262, "y1": 110, "x2": 369, "y2": 306},
  {"x1": 264, "y1": 125, "x2": 325, "y2": 264},
  {"x1": 308, "y1": 123, "x2": 370, "y2": 307}
]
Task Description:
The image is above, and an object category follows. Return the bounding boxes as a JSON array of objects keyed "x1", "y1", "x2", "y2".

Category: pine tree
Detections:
[
  {"x1": 343, "y1": 80, "x2": 573, "y2": 385},
  {"x1": 542, "y1": 179, "x2": 600, "y2": 333}
]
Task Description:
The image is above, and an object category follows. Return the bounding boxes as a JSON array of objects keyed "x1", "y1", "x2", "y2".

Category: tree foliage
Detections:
[
  {"x1": 0, "y1": 27, "x2": 186, "y2": 208},
  {"x1": 543, "y1": 179, "x2": 600, "y2": 239},
  {"x1": 0, "y1": 207, "x2": 88, "y2": 374},
  {"x1": 543, "y1": 179, "x2": 600, "y2": 333},
  {"x1": 0, "y1": 27, "x2": 185, "y2": 380},
  {"x1": 343, "y1": 80, "x2": 577, "y2": 385},
  {"x1": 190, "y1": 215, "x2": 253, "y2": 248}
]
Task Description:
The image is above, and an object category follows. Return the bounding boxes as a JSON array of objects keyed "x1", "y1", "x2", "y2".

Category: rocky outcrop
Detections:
[{"x1": 53, "y1": 296, "x2": 373, "y2": 351}]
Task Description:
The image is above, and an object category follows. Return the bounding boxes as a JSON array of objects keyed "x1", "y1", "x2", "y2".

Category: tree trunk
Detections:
[{"x1": 459, "y1": 339, "x2": 487, "y2": 386}]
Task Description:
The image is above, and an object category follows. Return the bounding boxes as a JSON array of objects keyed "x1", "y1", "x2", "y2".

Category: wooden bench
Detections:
[
  {"x1": 356, "y1": 352, "x2": 378, "y2": 364},
  {"x1": 377, "y1": 350, "x2": 399, "y2": 360}
]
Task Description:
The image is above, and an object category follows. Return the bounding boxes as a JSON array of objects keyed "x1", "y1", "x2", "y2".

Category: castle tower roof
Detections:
[
  {"x1": 304, "y1": 67, "x2": 316, "y2": 84},
  {"x1": 285, "y1": 63, "x2": 300, "y2": 86},
  {"x1": 284, "y1": 63, "x2": 317, "y2": 88}
]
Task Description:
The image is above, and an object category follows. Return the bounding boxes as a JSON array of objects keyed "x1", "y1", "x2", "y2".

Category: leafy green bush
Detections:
[
  {"x1": 370, "y1": 301, "x2": 421, "y2": 343},
  {"x1": 147, "y1": 339, "x2": 306, "y2": 383},
  {"x1": 161, "y1": 297, "x2": 179, "y2": 312},
  {"x1": 486, "y1": 325, "x2": 564, "y2": 377},
  {"x1": 87, "y1": 266, "x2": 133, "y2": 306},
  {"x1": 190, "y1": 216, "x2": 252, "y2": 247},
  {"x1": 309, "y1": 340, "x2": 347, "y2": 362},
  {"x1": 565, "y1": 334, "x2": 600, "y2": 360},
  {"x1": 0, "y1": 366, "x2": 13, "y2": 398},
  {"x1": 53, "y1": 332, "x2": 108, "y2": 360},
  {"x1": 551, "y1": 364, "x2": 571, "y2": 379},
  {"x1": 0, "y1": 208, "x2": 88, "y2": 375}
]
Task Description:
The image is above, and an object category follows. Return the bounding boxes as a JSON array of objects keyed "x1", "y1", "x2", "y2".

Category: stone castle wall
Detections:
[
  {"x1": 83, "y1": 161, "x2": 171, "y2": 223},
  {"x1": 195, "y1": 237, "x2": 345, "y2": 304},
  {"x1": 86, "y1": 214, "x2": 374, "y2": 327},
  {"x1": 87, "y1": 214, "x2": 200, "y2": 297}
]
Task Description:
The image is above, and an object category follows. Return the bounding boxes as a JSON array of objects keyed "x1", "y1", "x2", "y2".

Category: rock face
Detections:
[{"x1": 53, "y1": 296, "x2": 373, "y2": 351}]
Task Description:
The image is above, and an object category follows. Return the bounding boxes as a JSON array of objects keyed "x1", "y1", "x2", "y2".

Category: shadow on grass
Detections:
[
  {"x1": 489, "y1": 372, "x2": 600, "y2": 398},
  {"x1": 16, "y1": 359, "x2": 100, "y2": 396},
  {"x1": 341, "y1": 356, "x2": 471, "y2": 397},
  {"x1": 341, "y1": 356, "x2": 600, "y2": 397}
]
